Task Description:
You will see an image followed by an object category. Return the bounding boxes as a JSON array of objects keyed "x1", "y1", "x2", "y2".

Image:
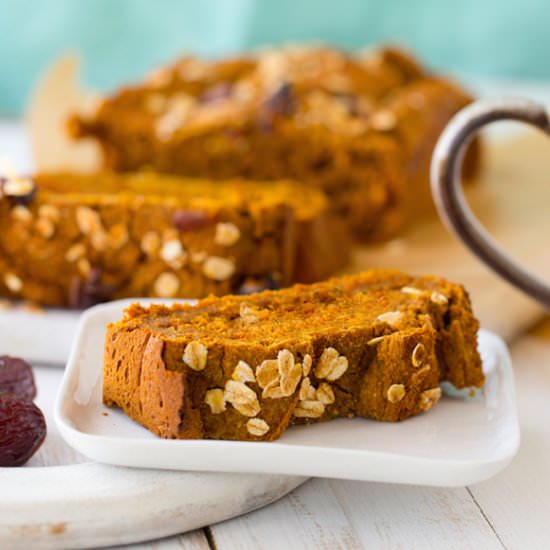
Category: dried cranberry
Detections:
[
  {"x1": 0, "y1": 356, "x2": 36, "y2": 400},
  {"x1": 200, "y1": 82, "x2": 233, "y2": 103},
  {"x1": 257, "y1": 82, "x2": 295, "y2": 132},
  {"x1": 172, "y1": 209, "x2": 214, "y2": 232},
  {"x1": 69, "y1": 267, "x2": 115, "y2": 309},
  {"x1": 0, "y1": 393, "x2": 46, "y2": 467},
  {"x1": 236, "y1": 274, "x2": 281, "y2": 295}
]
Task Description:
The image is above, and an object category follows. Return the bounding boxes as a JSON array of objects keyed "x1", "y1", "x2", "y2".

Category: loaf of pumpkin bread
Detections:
[
  {"x1": 0, "y1": 172, "x2": 347, "y2": 307},
  {"x1": 102, "y1": 269, "x2": 483, "y2": 441},
  {"x1": 69, "y1": 45, "x2": 479, "y2": 241}
]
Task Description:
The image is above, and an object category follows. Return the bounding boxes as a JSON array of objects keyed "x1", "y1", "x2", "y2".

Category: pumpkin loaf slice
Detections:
[
  {"x1": 0, "y1": 172, "x2": 347, "y2": 308},
  {"x1": 69, "y1": 45, "x2": 479, "y2": 242},
  {"x1": 102, "y1": 269, "x2": 483, "y2": 441}
]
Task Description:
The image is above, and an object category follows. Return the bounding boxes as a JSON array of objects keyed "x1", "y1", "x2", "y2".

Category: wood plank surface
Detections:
[
  {"x1": 109, "y1": 530, "x2": 211, "y2": 550},
  {"x1": 208, "y1": 479, "x2": 502, "y2": 550},
  {"x1": 467, "y1": 318, "x2": 550, "y2": 550}
]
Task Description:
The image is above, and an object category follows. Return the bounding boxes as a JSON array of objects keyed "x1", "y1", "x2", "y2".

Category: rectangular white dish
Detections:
[{"x1": 55, "y1": 299, "x2": 519, "y2": 486}]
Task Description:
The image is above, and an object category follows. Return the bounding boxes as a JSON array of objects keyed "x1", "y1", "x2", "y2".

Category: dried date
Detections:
[
  {"x1": 0, "y1": 393, "x2": 46, "y2": 467},
  {"x1": 0, "y1": 355, "x2": 36, "y2": 400},
  {"x1": 172, "y1": 209, "x2": 215, "y2": 232}
]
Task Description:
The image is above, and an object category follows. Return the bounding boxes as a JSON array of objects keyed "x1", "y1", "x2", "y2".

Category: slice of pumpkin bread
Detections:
[
  {"x1": 0, "y1": 171, "x2": 346, "y2": 307},
  {"x1": 68, "y1": 45, "x2": 479, "y2": 242},
  {"x1": 103, "y1": 269, "x2": 483, "y2": 441}
]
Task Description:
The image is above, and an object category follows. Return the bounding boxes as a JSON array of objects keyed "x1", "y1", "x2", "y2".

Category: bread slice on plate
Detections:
[{"x1": 103, "y1": 269, "x2": 483, "y2": 441}]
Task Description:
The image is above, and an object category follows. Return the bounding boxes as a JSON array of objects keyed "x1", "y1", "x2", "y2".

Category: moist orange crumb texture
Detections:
[
  {"x1": 0, "y1": 172, "x2": 348, "y2": 307},
  {"x1": 69, "y1": 45, "x2": 479, "y2": 241},
  {"x1": 103, "y1": 269, "x2": 483, "y2": 441}
]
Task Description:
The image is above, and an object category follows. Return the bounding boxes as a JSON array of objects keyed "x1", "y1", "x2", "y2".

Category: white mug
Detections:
[{"x1": 430, "y1": 98, "x2": 550, "y2": 309}]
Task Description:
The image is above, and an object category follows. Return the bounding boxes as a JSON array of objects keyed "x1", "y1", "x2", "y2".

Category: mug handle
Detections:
[{"x1": 430, "y1": 98, "x2": 550, "y2": 309}]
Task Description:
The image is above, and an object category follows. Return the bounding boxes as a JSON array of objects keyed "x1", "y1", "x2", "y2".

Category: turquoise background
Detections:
[{"x1": 1, "y1": 0, "x2": 549, "y2": 116}]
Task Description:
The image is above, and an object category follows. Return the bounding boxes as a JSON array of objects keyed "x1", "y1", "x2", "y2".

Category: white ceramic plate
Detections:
[{"x1": 55, "y1": 299, "x2": 520, "y2": 487}]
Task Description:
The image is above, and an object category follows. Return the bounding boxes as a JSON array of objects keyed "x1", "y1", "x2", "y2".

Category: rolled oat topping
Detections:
[
  {"x1": 256, "y1": 349, "x2": 302, "y2": 399},
  {"x1": 401, "y1": 286, "x2": 424, "y2": 296},
  {"x1": 430, "y1": 291, "x2": 449, "y2": 305},
  {"x1": 11, "y1": 205, "x2": 32, "y2": 223},
  {"x1": 375, "y1": 311, "x2": 402, "y2": 327},
  {"x1": 204, "y1": 388, "x2": 226, "y2": 414},
  {"x1": 202, "y1": 256, "x2": 236, "y2": 281},
  {"x1": 155, "y1": 93, "x2": 195, "y2": 141},
  {"x1": 419, "y1": 387, "x2": 442, "y2": 411},
  {"x1": 386, "y1": 384, "x2": 406, "y2": 403},
  {"x1": 411, "y1": 343, "x2": 426, "y2": 367},
  {"x1": 183, "y1": 341, "x2": 208, "y2": 371},
  {"x1": 160, "y1": 239, "x2": 186, "y2": 263},
  {"x1": 224, "y1": 380, "x2": 260, "y2": 417},
  {"x1": 214, "y1": 222, "x2": 241, "y2": 246},
  {"x1": 38, "y1": 204, "x2": 61, "y2": 222},
  {"x1": 153, "y1": 272, "x2": 180, "y2": 298},
  {"x1": 370, "y1": 109, "x2": 396, "y2": 131},
  {"x1": 232, "y1": 360, "x2": 256, "y2": 383},
  {"x1": 246, "y1": 418, "x2": 270, "y2": 437},
  {"x1": 314, "y1": 347, "x2": 348, "y2": 381},
  {"x1": 299, "y1": 377, "x2": 312, "y2": 401},
  {"x1": 65, "y1": 243, "x2": 86, "y2": 263},
  {"x1": 293, "y1": 399, "x2": 325, "y2": 418},
  {"x1": 316, "y1": 383, "x2": 335, "y2": 405},
  {"x1": 302, "y1": 354, "x2": 312, "y2": 377},
  {"x1": 367, "y1": 336, "x2": 385, "y2": 346},
  {"x1": 256, "y1": 359, "x2": 279, "y2": 388},
  {"x1": 35, "y1": 217, "x2": 55, "y2": 239},
  {"x1": 277, "y1": 349, "x2": 302, "y2": 396},
  {"x1": 75, "y1": 206, "x2": 103, "y2": 236},
  {"x1": 4, "y1": 273, "x2": 22, "y2": 293},
  {"x1": 239, "y1": 303, "x2": 258, "y2": 324},
  {"x1": 90, "y1": 230, "x2": 109, "y2": 252},
  {"x1": 140, "y1": 231, "x2": 161, "y2": 256}
]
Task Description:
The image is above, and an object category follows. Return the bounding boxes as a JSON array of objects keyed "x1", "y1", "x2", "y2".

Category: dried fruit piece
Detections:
[
  {"x1": 200, "y1": 82, "x2": 233, "y2": 104},
  {"x1": 0, "y1": 393, "x2": 46, "y2": 467},
  {"x1": 258, "y1": 82, "x2": 295, "y2": 131},
  {"x1": 0, "y1": 356, "x2": 36, "y2": 400},
  {"x1": 236, "y1": 274, "x2": 281, "y2": 295},
  {"x1": 69, "y1": 267, "x2": 114, "y2": 309},
  {"x1": 172, "y1": 210, "x2": 213, "y2": 232}
]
